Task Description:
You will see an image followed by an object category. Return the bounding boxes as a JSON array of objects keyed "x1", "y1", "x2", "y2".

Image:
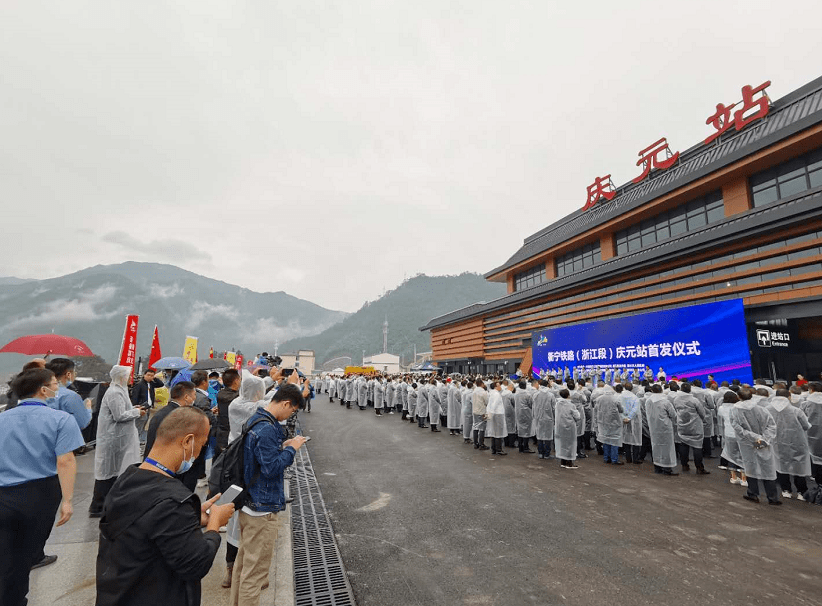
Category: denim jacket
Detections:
[{"x1": 243, "y1": 409, "x2": 295, "y2": 513}]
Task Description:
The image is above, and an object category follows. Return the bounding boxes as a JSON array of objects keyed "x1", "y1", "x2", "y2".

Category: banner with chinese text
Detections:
[
  {"x1": 183, "y1": 336, "x2": 199, "y2": 364},
  {"x1": 532, "y1": 299, "x2": 752, "y2": 385},
  {"x1": 117, "y1": 315, "x2": 139, "y2": 381}
]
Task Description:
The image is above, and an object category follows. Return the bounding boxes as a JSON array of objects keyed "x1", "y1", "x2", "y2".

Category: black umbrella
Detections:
[{"x1": 189, "y1": 358, "x2": 232, "y2": 371}]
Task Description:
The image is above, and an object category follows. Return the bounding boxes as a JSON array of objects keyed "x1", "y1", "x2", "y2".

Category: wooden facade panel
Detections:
[{"x1": 722, "y1": 176, "x2": 751, "y2": 217}]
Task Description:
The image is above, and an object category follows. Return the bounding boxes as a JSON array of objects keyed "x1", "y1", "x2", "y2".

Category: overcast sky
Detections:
[{"x1": 2, "y1": 1, "x2": 821, "y2": 312}]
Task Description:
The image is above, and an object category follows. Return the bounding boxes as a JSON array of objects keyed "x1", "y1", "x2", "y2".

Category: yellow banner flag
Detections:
[
  {"x1": 225, "y1": 351, "x2": 236, "y2": 365},
  {"x1": 183, "y1": 336, "x2": 199, "y2": 364}
]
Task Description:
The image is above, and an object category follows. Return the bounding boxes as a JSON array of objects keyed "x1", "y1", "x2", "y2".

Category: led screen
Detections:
[{"x1": 532, "y1": 299, "x2": 753, "y2": 384}]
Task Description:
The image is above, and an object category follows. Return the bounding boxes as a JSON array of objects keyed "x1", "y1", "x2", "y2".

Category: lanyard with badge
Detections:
[
  {"x1": 18, "y1": 399, "x2": 47, "y2": 407},
  {"x1": 144, "y1": 458, "x2": 176, "y2": 477}
]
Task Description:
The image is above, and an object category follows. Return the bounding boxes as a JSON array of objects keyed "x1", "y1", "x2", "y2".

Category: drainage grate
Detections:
[{"x1": 291, "y1": 439, "x2": 357, "y2": 606}]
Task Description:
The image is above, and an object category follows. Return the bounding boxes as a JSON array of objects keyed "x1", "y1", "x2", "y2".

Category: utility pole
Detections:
[{"x1": 383, "y1": 316, "x2": 388, "y2": 354}]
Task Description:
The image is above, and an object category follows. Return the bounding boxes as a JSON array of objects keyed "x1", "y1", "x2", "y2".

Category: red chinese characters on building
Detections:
[
  {"x1": 582, "y1": 174, "x2": 616, "y2": 211},
  {"x1": 632, "y1": 137, "x2": 680, "y2": 183},
  {"x1": 704, "y1": 80, "x2": 771, "y2": 144}
]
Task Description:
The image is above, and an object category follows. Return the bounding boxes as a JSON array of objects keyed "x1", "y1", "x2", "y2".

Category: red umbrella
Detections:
[{"x1": 0, "y1": 334, "x2": 95, "y2": 357}]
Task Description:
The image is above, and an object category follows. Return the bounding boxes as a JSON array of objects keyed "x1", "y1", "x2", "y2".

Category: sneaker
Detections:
[
  {"x1": 729, "y1": 477, "x2": 741, "y2": 485},
  {"x1": 768, "y1": 500, "x2": 783, "y2": 506},
  {"x1": 740, "y1": 480, "x2": 748, "y2": 487},
  {"x1": 743, "y1": 494, "x2": 760, "y2": 503},
  {"x1": 781, "y1": 491, "x2": 792, "y2": 499},
  {"x1": 565, "y1": 464, "x2": 580, "y2": 469},
  {"x1": 717, "y1": 465, "x2": 728, "y2": 470},
  {"x1": 797, "y1": 493, "x2": 807, "y2": 502}
]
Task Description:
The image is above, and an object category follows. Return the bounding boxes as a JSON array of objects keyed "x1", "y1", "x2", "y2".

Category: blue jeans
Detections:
[{"x1": 603, "y1": 444, "x2": 619, "y2": 462}]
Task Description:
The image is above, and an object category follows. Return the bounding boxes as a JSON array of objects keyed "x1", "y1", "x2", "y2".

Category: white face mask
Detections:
[
  {"x1": 177, "y1": 438, "x2": 196, "y2": 474},
  {"x1": 45, "y1": 386, "x2": 59, "y2": 399}
]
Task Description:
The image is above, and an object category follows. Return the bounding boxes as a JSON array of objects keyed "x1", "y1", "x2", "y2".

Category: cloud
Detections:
[
  {"x1": 241, "y1": 317, "x2": 342, "y2": 346},
  {"x1": 186, "y1": 301, "x2": 239, "y2": 329},
  {"x1": 148, "y1": 283, "x2": 184, "y2": 298},
  {"x1": 102, "y1": 231, "x2": 213, "y2": 264},
  {"x1": 7, "y1": 285, "x2": 122, "y2": 329}
]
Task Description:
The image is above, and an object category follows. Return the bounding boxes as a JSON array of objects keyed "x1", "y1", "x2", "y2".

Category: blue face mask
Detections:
[{"x1": 177, "y1": 440, "x2": 196, "y2": 474}]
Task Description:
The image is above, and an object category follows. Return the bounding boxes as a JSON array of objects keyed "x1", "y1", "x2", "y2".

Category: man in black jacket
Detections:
[
  {"x1": 130, "y1": 369, "x2": 164, "y2": 444},
  {"x1": 143, "y1": 382, "x2": 201, "y2": 492},
  {"x1": 215, "y1": 369, "x2": 240, "y2": 457},
  {"x1": 96, "y1": 406, "x2": 235, "y2": 606}
]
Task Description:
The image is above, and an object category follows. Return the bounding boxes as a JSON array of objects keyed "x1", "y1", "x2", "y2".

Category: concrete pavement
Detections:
[{"x1": 300, "y1": 393, "x2": 822, "y2": 606}]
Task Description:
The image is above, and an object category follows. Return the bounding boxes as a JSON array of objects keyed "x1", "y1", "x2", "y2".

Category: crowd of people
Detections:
[
  {"x1": 0, "y1": 355, "x2": 312, "y2": 606},
  {"x1": 313, "y1": 370, "x2": 822, "y2": 504}
]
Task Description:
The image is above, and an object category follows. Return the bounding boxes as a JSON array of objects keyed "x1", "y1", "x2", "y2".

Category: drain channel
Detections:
[{"x1": 291, "y1": 443, "x2": 357, "y2": 606}]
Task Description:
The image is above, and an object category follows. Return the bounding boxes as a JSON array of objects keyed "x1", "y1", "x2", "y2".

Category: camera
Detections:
[{"x1": 265, "y1": 354, "x2": 282, "y2": 368}]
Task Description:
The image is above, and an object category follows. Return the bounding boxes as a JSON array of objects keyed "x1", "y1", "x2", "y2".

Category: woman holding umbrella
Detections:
[{"x1": 89, "y1": 366, "x2": 145, "y2": 517}]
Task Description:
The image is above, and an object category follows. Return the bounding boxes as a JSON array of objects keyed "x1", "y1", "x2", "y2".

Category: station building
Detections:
[{"x1": 421, "y1": 75, "x2": 822, "y2": 382}]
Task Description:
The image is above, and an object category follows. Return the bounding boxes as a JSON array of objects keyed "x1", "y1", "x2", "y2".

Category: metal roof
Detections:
[
  {"x1": 485, "y1": 75, "x2": 822, "y2": 279},
  {"x1": 421, "y1": 183, "x2": 822, "y2": 331}
]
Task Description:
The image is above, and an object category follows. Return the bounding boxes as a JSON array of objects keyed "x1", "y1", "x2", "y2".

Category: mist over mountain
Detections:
[
  {"x1": 0, "y1": 262, "x2": 347, "y2": 379},
  {"x1": 278, "y1": 273, "x2": 507, "y2": 367}
]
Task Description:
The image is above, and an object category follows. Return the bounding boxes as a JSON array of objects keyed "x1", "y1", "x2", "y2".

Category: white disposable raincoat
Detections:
[
  {"x1": 645, "y1": 393, "x2": 677, "y2": 468},
  {"x1": 731, "y1": 400, "x2": 778, "y2": 480},
  {"x1": 800, "y1": 392, "x2": 822, "y2": 465},
  {"x1": 485, "y1": 389, "x2": 507, "y2": 438},
  {"x1": 531, "y1": 387, "x2": 555, "y2": 440},
  {"x1": 554, "y1": 397, "x2": 581, "y2": 460},
  {"x1": 673, "y1": 393, "x2": 706, "y2": 449},
  {"x1": 620, "y1": 391, "x2": 642, "y2": 446},
  {"x1": 94, "y1": 365, "x2": 142, "y2": 481},
  {"x1": 766, "y1": 396, "x2": 812, "y2": 477},
  {"x1": 228, "y1": 370, "x2": 267, "y2": 443},
  {"x1": 595, "y1": 392, "x2": 624, "y2": 447},
  {"x1": 514, "y1": 390, "x2": 534, "y2": 438}
]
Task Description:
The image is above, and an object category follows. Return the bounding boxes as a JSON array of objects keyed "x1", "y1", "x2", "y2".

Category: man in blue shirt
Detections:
[
  {"x1": 229, "y1": 383, "x2": 307, "y2": 606},
  {"x1": 45, "y1": 358, "x2": 92, "y2": 433},
  {"x1": 0, "y1": 367, "x2": 85, "y2": 606}
]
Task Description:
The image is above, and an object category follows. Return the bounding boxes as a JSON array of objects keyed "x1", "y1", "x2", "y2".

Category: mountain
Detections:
[
  {"x1": 278, "y1": 273, "x2": 507, "y2": 367},
  {"x1": 0, "y1": 262, "x2": 348, "y2": 380},
  {"x1": 0, "y1": 277, "x2": 33, "y2": 285}
]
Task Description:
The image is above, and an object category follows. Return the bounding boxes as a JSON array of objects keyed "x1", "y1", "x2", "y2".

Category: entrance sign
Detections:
[{"x1": 532, "y1": 299, "x2": 753, "y2": 385}]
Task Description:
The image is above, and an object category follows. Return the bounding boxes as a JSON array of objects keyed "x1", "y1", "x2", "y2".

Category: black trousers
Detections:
[
  {"x1": 678, "y1": 443, "x2": 704, "y2": 468},
  {"x1": 812, "y1": 463, "x2": 822, "y2": 486},
  {"x1": 0, "y1": 475, "x2": 62, "y2": 606},
  {"x1": 777, "y1": 472, "x2": 808, "y2": 494},
  {"x1": 638, "y1": 435, "x2": 652, "y2": 461},
  {"x1": 748, "y1": 477, "x2": 779, "y2": 502},
  {"x1": 624, "y1": 444, "x2": 640, "y2": 462},
  {"x1": 89, "y1": 476, "x2": 117, "y2": 514},
  {"x1": 702, "y1": 437, "x2": 713, "y2": 458}
]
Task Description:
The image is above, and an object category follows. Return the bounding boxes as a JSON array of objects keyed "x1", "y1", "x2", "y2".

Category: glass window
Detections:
[
  {"x1": 555, "y1": 243, "x2": 601, "y2": 278},
  {"x1": 513, "y1": 263, "x2": 546, "y2": 292},
  {"x1": 751, "y1": 144, "x2": 822, "y2": 207},
  {"x1": 670, "y1": 219, "x2": 687, "y2": 236}
]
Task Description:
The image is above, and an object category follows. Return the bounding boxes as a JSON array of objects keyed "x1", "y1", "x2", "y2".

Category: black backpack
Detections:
[{"x1": 208, "y1": 415, "x2": 274, "y2": 506}]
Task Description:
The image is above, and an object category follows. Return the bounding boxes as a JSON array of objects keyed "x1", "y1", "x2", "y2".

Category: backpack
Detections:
[{"x1": 208, "y1": 415, "x2": 274, "y2": 506}]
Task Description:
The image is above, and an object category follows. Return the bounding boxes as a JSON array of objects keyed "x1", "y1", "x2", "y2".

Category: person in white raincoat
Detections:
[
  {"x1": 673, "y1": 383, "x2": 708, "y2": 474},
  {"x1": 531, "y1": 379, "x2": 556, "y2": 459},
  {"x1": 461, "y1": 382, "x2": 474, "y2": 443},
  {"x1": 514, "y1": 381, "x2": 534, "y2": 453},
  {"x1": 554, "y1": 388, "x2": 581, "y2": 468},
  {"x1": 91, "y1": 365, "x2": 144, "y2": 514},
  {"x1": 428, "y1": 379, "x2": 442, "y2": 432},
  {"x1": 416, "y1": 380, "x2": 429, "y2": 427},
  {"x1": 800, "y1": 382, "x2": 822, "y2": 487},
  {"x1": 447, "y1": 380, "x2": 462, "y2": 435},
  {"x1": 485, "y1": 382, "x2": 508, "y2": 456},
  {"x1": 716, "y1": 390, "x2": 746, "y2": 485},
  {"x1": 618, "y1": 384, "x2": 643, "y2": 464},
  {"x1": 228, "y1": 370, "x2": 267, "y2": 444},
  {"x1": 766, "y1": 389, "x2": 812, "y2": 499},
  {"x1": 374, "y1": 379, "x2": 384, "y2": 416},
  {"x1": 595, "y1": 390, "x2": 625, "y2": 464},
  {"x1": 644, "y1": 384, "x2": 679, "y2": 475},
  {"x1": 730, "y1": 389, "x2": 780, "y2": 504},
  {"x1": 502, "y1": 381, "x2": 517, "y2": 449}
]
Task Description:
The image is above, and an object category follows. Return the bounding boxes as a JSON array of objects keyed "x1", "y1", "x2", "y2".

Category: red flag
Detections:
[
  {"x1": 209, "y1": 347, "x2": 214, "y2": 359},
  {"x1": 236, "y1": 354, "x2": 243, "y2": 370},
  {"x1": 148, "y1": 325, "x2": 162, "y2": 371},
  {"x1": 117, "y1": 315, "x2": 139, "y2": 382}
]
